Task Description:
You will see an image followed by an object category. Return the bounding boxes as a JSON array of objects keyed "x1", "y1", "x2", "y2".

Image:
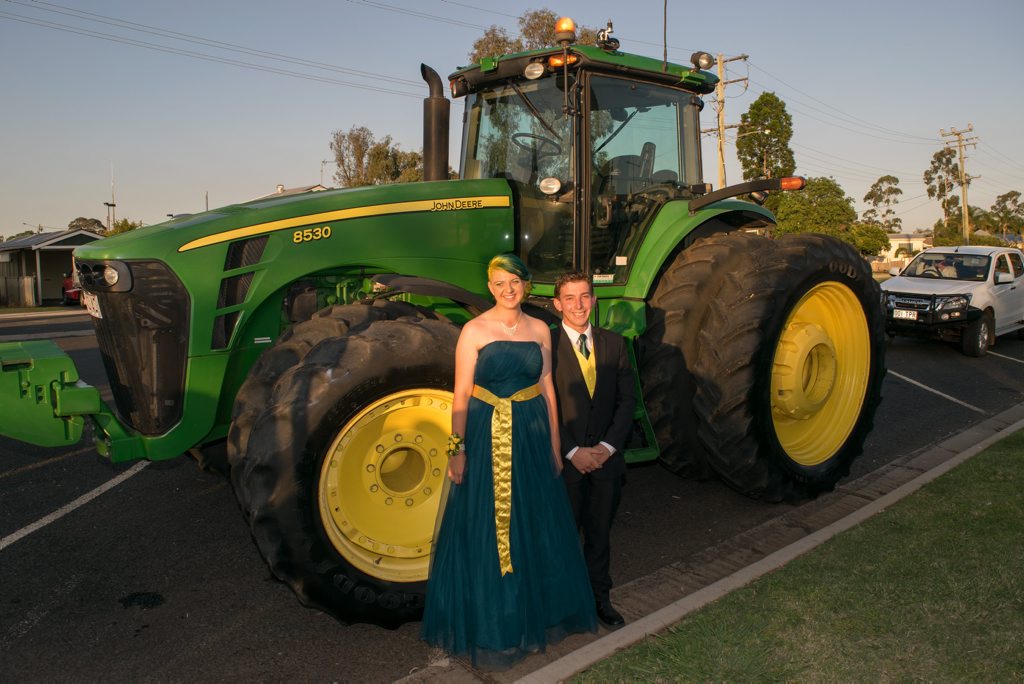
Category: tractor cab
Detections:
[{"x1": 449, "y1": 19, "x2": 716, "y2": 283}]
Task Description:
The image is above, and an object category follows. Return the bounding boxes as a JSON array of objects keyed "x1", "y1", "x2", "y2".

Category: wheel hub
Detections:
[
  {"x1": 769, "y1": 282, "x2": 871, "y2": 467},
  {"x1": 772, "y1": 322, "x2": 837, "y2": 420},
  {"x1": 319, "y1": 390, "x2": 451, "y2": 582}
]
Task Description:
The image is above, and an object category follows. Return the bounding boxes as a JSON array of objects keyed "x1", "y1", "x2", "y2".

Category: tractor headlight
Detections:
[{"x1": 102, "y1": 265, "x2": 120, "y2": 286}]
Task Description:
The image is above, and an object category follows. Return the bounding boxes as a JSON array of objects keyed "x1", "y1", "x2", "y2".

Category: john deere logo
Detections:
[{"x1": 431, "y1": 198, "x2": 485, "y2": 211}]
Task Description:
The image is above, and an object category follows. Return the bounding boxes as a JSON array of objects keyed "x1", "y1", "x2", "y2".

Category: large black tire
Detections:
[
  {"x1": 960, "y1": 310, "x2": 993, "y2": 357},
  {"x1": 691, "y1": 233, "x2": 886, "y2": 501},
  {"x1": 228, "y1": 313, "x2": 459, "y2": 627},
  {"x1": 196, "y1": 301, "x2": 412, "y2": 478},
  {"x1": 640, "y1": 232, "x2": 770, "y2": 478}
]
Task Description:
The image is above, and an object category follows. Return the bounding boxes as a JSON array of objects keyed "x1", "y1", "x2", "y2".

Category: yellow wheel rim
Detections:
[
  {"x1": 771, "y1": 282, "x2": 870, "y2": 467},
  {"x1": 318, "y1": 389, "x2": 452, "y2": 583}
]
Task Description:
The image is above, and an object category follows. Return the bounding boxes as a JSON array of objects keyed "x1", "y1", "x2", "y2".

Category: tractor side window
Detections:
[
  {"x1": 461, "y1": 79, "x2": 574, "y2": 282},
  {"x1": 588, "y1": 76, "x2": 699, "y2": 282}
]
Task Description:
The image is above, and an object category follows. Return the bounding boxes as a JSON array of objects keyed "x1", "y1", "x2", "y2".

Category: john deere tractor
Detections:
[{"x1": 0, "y1": 19, "x2": 884, "y2": 627}]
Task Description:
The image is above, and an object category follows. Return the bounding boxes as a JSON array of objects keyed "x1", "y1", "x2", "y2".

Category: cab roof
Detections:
[{"x1": 449, "y1": 44, "x2": 718, "y2": 96}]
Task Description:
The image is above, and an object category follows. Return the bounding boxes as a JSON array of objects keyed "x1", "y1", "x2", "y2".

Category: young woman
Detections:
[{"x1": 421, "y1": 254, "x2": 597, "y2": 668}]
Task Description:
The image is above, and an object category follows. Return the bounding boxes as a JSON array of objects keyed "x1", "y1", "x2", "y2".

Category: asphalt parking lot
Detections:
[{"x1": 1, "y1": 313, "x2": 1023, "y2": 681}]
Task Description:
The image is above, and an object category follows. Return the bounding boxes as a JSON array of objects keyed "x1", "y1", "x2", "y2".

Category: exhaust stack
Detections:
[{"x1": 421, "y1": 64, "x2": 450, "y2": 182}]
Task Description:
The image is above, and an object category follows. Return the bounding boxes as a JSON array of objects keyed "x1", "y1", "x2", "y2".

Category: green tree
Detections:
[
  {"x1": 329, "y1": 125, "x2": 422, "y2": 187},
  {"x1": 736, "y1": 92, "x2": 795, "y2": 182},
  {"x1": 5, "y1": 230, "x2": 34, "y2": 242},
  {"x1": 109, "y1": 218, "x2": 144, "y2": 235},
  {"x1": 775, "y1": 176, "x2": 856, "y2": 235},
  {"x1": 990, "y1": 190, "x2": 1023, "y2": 237},
  {"x1": 923, "y1": 148, "x2": 962, "y2": 219},
  {"x1": 776, "y1": 177, "x2": 889, "y2": 256},
  {"x1": 68, "y1": 217, "x2": 106, "y2": 233},
  {"x1": 862, "y1": 175, "x2": 903, "y2": 233},
  {"x1": 469, "y1": 9, "x2": 598, "y2": 63},
  {"x1": 847, "y1": 221, "x2": 891, "y2": 256}
]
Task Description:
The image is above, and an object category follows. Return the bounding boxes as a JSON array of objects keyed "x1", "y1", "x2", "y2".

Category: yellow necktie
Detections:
[{"x1": 575, "y1": 334, "x2": 596, "y2": 397}]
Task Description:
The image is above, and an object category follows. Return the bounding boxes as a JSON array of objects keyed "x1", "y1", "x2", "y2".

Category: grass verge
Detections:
[{"x1": 577, "y1": 431, "x2": 1024, "y2": 682}]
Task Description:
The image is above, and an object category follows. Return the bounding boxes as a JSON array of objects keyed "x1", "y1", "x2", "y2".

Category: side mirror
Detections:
[
  {"x1": 995, "y1": 271, "x2": 1014, "y2": 284},
  {"x1": 888, "y1": 267, "x2": 901, "y2": 276}
]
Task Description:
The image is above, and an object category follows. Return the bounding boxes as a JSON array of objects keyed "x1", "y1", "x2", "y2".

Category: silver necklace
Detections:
[{"x1": 499, "y1": 311, "x2": 522, "y2": 337}]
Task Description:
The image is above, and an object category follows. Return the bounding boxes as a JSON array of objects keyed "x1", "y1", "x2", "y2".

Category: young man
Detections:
[{"x1": 551, "y1": 271, "x2": 636, "y2": 628}]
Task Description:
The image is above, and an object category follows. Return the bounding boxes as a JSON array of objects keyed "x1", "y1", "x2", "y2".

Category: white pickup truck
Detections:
[{"x1": 881, "y1": 245, "x2": 1024, "y2": 356}]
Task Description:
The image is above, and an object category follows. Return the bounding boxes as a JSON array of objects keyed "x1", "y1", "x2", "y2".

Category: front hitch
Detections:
[{"x1": 0, "y1": 339, "x2": 147, "y2": 461}]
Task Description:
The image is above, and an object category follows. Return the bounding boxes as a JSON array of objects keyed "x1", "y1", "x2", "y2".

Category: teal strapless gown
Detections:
[{"x1": 421, "y1": 340, "x2": 597, "y2": 668}]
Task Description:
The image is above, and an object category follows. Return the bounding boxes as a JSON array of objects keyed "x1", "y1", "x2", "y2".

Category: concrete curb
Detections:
[
  {"x1": 0, "y1": 310, "x2": 89, "y2": 320},
  {"x1": 517, "y1": 411, "x2": 1024, "y2": 683}
]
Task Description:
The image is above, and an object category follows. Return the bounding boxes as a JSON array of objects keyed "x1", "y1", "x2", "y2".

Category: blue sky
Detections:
[{"x1": 2, "y1": 0, "x2": 1022, "y2": 239}]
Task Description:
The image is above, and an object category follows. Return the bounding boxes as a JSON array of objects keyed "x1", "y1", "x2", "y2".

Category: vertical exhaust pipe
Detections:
[{"x1": 421, "y1": 64, "x2": 450, "y2": 182}]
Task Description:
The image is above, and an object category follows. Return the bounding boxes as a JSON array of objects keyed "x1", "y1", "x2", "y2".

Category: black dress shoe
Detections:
[{"x1": 596, "y1": 601, "x2": 625, "y2": 628}]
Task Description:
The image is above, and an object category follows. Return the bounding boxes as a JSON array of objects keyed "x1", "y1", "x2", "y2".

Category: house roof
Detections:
[{"x1": 0, "y1": 229, "x2": 104, "y2": 252}]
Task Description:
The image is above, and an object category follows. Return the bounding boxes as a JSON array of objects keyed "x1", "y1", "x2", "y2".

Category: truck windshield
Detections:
[
  {"x1": 461, "y1": 76, "x2": 574, "y2": 281},
  {"x1": 903, "y1": 252, "x2": 990, "y2": 281}
]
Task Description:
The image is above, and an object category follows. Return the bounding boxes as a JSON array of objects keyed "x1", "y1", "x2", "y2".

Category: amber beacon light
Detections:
[{"x1": 554, "y1": 16, "x2": 576, "y2": 45}]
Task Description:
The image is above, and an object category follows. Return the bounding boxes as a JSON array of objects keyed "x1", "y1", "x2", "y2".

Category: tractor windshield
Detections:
[{"x1": 461, "y1": 76, "x2": 575, "y2": 281}]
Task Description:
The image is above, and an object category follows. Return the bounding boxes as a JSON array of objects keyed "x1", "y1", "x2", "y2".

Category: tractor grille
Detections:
[{"x1": 82, "y1": 260, "x2": 191, "y2": 435}]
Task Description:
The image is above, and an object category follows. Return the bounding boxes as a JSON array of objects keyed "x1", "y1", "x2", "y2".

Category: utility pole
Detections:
[
  {"x1": 939, "y1": 124, "x2": 979, "y2": 244},
  {"x1": 700, "y1": 53, "x2": 748, "y2": 189}
]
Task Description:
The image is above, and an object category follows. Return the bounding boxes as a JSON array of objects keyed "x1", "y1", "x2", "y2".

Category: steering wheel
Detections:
[
  {"x1": 511, "y1": 132, "x2": 562, "y2": 159},
  {"x1": 920, "y1": 267, "x2": 941, "y2": 277}
]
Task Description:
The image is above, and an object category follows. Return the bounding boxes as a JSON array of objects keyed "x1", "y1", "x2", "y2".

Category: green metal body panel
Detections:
[{"x1": 622, "y1": 199, "x2": 776, "y2": 301}]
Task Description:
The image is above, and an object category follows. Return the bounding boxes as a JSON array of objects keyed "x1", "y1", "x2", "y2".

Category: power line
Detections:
[
  {"x1": 9, "y1": 0, "x2": 423, "y2": 87},
  {"x1": 748, "y1": 61, "x2": 938, "y2": 143},
  {"x1": 745, "y1": 81, "x2": 940, "y2": 146},
  {"x1": 0, "y1": 10, "x2": 422, "y2": 98}
]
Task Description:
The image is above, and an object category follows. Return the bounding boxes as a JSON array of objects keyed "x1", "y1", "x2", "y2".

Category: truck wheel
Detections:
[
  {"x1": 961, "y1": 311, "x2": 992, "y2": 357},
  {"x1": 229, "y1": 316, "x2": 459, "y2": 627},
  {"x1": 641, "y1": 232, "x2": 768, "y2": 478},
  {"x1": 692, "y1": 233, "x2": 886, "y2": 501}
]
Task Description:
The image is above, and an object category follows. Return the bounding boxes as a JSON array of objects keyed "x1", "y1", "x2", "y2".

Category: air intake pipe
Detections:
[{"x1": 421, "y1": 64, "x2": 450, "y2": 182}]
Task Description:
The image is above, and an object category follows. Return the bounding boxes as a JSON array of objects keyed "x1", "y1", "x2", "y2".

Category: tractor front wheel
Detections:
[{"x1": 229, "y1": 315, "x2": 458, "y2": 627}]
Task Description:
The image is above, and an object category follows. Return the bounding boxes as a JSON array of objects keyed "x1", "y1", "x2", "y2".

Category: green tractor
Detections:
[{"x1": 0, "y1": 20, "x2": 884, "y2": 627}]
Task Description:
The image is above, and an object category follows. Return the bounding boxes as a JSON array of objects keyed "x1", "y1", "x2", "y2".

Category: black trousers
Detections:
[{"x1": 564, "y1": 472, "x2": 623, "y2": 601}]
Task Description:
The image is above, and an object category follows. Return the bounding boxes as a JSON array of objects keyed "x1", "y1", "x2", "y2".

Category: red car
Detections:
[{"x1": 61, "y1": 272, "x2": 82, "y2": 306}]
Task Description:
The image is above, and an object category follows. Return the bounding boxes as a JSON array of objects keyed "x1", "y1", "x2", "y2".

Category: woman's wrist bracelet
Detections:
[{"x1": 446, "y1": 432, "x2": 465, "y2": 459}]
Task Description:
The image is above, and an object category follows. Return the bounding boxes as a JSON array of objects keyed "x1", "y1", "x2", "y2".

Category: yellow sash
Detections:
[{"x1": 471, "y1": 383, "x2": 541, "y2": 575}]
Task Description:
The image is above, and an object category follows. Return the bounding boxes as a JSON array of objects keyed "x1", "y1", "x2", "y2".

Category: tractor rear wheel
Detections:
[
  {"x1": 228, "y1": 313, "x2": 459, "y2": 627},
  {"x1": 641, "y1": 232, "x2": 769, "y2": 478},
  {"x1": 691, "y1": 233, "x2": 886, "y2": 501}
]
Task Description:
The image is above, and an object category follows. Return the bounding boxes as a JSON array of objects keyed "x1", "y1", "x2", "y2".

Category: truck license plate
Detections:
[
  {"x1": 893, "y1": 308, "x2": 917, "y2": 321},
  {"x1": 82, "y1": 291, "x2": 102, "y2": 319}
]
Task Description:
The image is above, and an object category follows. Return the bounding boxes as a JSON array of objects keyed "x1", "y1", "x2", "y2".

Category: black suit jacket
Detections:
[{"x1": 552, "y1": 325, "x2": 636, "y2": 482}]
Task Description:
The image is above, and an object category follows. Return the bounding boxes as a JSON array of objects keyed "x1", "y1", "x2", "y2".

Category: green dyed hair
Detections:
[{"x1": 487, "y1": 253, "x2": 533, "y2": 294}]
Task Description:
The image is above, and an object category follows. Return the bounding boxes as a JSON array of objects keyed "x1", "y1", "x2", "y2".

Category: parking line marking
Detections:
[
  {"x1": 0, "y1": 448, "x2": 91, "y2": 481},
  {"x1": 0, "y1": 461, "x2": 149, "y2": 551},
  {"x1": 888, "y1": 371, "x2": 986, "y2": 414},
  {"x1": 987, "y1": 351, "x2": 1024, "y2": 365}
]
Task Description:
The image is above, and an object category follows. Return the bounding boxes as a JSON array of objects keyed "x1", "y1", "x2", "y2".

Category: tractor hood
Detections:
[{"x1": 73, "y1": 179, "x2": 511, "y2": 263}]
